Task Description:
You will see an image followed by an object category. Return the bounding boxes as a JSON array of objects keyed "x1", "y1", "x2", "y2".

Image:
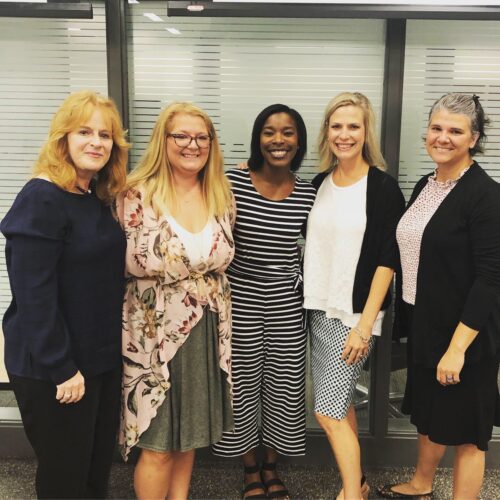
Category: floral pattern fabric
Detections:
[
  {"x1": 118, "y1": 187, "x2": 235, "y2": 459},
  {"x1": 396, "y1": 166, "x2": 470, "y2": 305}
]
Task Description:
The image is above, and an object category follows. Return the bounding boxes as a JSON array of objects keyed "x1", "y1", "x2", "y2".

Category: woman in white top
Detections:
[
  {"x1": 119, "y1": 103, "x2": 235, "y2": 500},
  {"x1": 303, "y1": 92, "x2": 404, "y2": 500}
]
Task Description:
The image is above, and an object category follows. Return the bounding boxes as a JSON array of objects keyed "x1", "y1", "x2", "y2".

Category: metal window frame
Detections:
[
  {"x1": 0, "y1": 1, "x2": 93, "y2": 18},
  {"x1": 370, "y1": 18, "x2": 406, "y2": 442},
  {"x1": 165, "y1": 1, "x2": 500, "y2": 20},
  {"x1": 105, "y1": 0, "x2": 129, "y2": 129}
]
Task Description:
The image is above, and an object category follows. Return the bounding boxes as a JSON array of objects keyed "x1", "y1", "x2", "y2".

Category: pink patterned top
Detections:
[
  {"x1": 396, "y1": 167, "x2": 470, "y2": 305},
  {"x1": 118, "y1": 187, "x2": 236, "y2": 459}
]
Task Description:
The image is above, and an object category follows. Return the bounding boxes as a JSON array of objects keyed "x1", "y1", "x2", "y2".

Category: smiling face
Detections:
[
  {"x1": 327, "y1": 105, "x2": 366, "y2": 164},
  {"x1": 66, "y1": 108, "x2": 113, "y2": 182},
  {"x1": 260, "y1": 112, "x2": 299, "y2": 170},
  {"x1": 426, "y1": 109, "x2": 478, "y2": 170},
  {"x1": 166, "y1": 113, "x2": 210, "y2": 179}
]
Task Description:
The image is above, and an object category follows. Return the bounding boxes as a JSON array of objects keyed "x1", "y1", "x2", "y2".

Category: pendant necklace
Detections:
[{"x1": 75, "y1": 185, "x2": 91, "y2": 195}]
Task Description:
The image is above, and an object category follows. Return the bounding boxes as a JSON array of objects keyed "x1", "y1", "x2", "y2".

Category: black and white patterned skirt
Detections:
[{"x1": 309, "y1": 309, "x2": 375, "y2": 420}]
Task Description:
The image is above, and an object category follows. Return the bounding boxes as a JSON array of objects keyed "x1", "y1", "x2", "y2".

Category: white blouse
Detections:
[
  {"x1": 396, "y1": 167, "x2": 469, "y2": 305},
  {"x1": 303, "y1": 173, "x2": 384, "y2": 335},
  {"x1": 166, "y1": 215, "x2": 214, "y2": 266}
]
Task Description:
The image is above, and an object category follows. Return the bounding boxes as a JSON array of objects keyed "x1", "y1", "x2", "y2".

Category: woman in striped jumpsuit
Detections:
[{"x1": 213, "y1": 104, "x2": 316, "y2": 499}]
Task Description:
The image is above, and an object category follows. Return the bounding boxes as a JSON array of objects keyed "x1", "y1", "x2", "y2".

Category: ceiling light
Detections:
[
  {"x1": 166, "y1": 27, "x2": 181, "y2": 35},
  {"x1": 143, "y1": 12, "x2": 163, "y2": 22},
  {"x1": 67, "y1": 27, "x2": 81, "y2": 31},
  {"x1": 187, "y1": 2, "x2": 204, "y2": 11},
  {"x1": 128, "y1": 0, "x2": 139, "y2": 4}
]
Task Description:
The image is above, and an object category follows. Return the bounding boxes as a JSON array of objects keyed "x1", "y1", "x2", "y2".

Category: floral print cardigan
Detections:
[{"x1": 118, "y1": 187, "x2": 235, "y2": 459}]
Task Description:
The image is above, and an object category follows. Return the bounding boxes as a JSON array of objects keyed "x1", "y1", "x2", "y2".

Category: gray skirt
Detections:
[{"x1": 138, "y1": 309, "x2": 233, "y2": 453}]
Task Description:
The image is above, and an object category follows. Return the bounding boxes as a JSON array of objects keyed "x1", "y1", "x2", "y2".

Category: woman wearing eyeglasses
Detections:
[{"x1": 118, "y1": 103, "x2": 235, "y2": 499}]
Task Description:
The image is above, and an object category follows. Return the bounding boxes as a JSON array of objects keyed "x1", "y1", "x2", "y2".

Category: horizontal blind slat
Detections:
[
  {"x1": 400, "y1": 20, "x2": 500, "y2": 201},
  {"x1": 0, "y1": 1, "x2": 108, "y2": 329},
  {"x1": 128, "y1": 3, "x2": 386, "y2": 179}
]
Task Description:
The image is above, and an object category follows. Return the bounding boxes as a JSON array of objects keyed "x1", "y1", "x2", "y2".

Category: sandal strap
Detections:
[
  {"x1": 262, "y1": 478, "x2": 286, "y2": 489},
  {"x1": 261, "y1": 461, "x2": 277, "y2": 471},
  {"x1": 260, "y1": 462, "x2": 289, "y2": 498},
  {"x1": 243, "y1": 493, "x2": 268, "y2": 500},
  {"x1": 243, "y1": 481, "x2": 267, "y2": 496},
  {"x1": 267, "y1": 490, "x2": 290, "y2": 499},
  {"x1": 261, "y1": 477, "x2": 289, "y2": 498},
  {"x1": 244, "y1": 464, "x2": 261, "y2": 474}
]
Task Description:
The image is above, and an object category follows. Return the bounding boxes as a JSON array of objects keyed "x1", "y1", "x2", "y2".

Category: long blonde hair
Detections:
[
  {"x1": 318, "y1": 92, "x2": 386, "y2": 172},
  {"x1": 33, "y1": 90, "x2": 130, "y2": 204},
  {"x1": 127, "y1": 102, "x2": 231, "y2": 217}
]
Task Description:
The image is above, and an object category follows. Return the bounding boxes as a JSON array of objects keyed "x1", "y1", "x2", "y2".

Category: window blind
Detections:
[
  {"x1": 399, "y1": 20, "x2": 500, "y2": 200},
  {"x1": 0, "y1": 2, "x2": 108, "y2": 335},
  {"x1": 127, "y1": 4, "x2": 386, "y2": 179}
]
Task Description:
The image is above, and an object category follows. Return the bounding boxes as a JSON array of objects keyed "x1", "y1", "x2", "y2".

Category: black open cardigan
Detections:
[
  {"x1": 311, "y1": 167, "x2": 405, "y2": 315},
  {"x1": 393, "y1": 162, "x2": 500, "y2": 367}
]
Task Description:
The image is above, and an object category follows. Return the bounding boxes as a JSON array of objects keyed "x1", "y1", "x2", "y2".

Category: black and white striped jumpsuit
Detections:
[{"x1": 212, "y1": 169, "x2": 316, "y2": 457}]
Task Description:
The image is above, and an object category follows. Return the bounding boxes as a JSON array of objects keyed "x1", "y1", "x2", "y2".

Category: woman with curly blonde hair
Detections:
[
  {"x1": 119, "y1": 102, "x2": 235, "y2": 499},
  {"x1": 1, "y1": 90, "x2": 129, "y2": 498}
]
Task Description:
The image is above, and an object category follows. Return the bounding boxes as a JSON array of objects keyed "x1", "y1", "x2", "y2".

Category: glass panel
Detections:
[
  {"x1": 392, "y1": 19, "x2": 500, "y2": 432},
  {"x1": 0, "y1": 390, "x2": 17, "y2": 407},
  {"x1": 0, "y1": 1, "x2": 108, "y2": 384},
  {"x1": 127, "y1": 3, "x2": 386, "y2": 429}
]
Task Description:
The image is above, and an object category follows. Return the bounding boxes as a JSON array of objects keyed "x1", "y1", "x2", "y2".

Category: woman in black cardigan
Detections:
[
  {"x1": 303, "y1": 92, "x2": 404, "y2": 500},
  {"x1": 378, "y1": 94, "x2": 500, "y2": 499}
]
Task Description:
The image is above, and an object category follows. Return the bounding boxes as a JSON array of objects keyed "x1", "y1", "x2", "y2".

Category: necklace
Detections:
[
  {"x1": 75, "y1": 185, "x2": 91, "y2": 195},
  {"x1": 433, "y1": 163, "x2": 472, "y2": 186}
]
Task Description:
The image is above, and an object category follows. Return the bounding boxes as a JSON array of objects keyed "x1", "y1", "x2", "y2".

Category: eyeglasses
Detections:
[{"x1": 167, "y1": 133, "x2": 212, "y2": 149}]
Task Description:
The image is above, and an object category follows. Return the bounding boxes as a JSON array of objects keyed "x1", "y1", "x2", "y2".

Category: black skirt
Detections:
[{"x1": 401, "y1": 302, "x2": 500, "y2": 451}]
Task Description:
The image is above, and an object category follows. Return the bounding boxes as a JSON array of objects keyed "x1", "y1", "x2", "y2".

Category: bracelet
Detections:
[{"x1": 353, "y1": 326, "x2": 370, "y2": 344}]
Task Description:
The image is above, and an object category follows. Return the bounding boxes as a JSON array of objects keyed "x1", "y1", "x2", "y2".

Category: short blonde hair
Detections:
[
  {"x1": 318, "y1": 92, "x2": 386, "y2": 172},
  {"x1": 127, "y1": 102, "x2": 231, "y2": 217},
  {"x1": 33, "y1": 90, "x2": 130, "y2": 204}
]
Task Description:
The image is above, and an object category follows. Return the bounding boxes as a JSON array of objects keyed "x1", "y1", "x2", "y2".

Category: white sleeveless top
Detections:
[
  {"x1": 303, "y1": 173, "x2": 384, "y2": 335},
  {"x1": 166, "y1": 215, "x2": 214, "y2": 266}
]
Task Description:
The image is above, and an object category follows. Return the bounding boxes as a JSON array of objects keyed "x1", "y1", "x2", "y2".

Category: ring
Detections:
[{"x1": 446, "y1": 376, "x2": 454, "y2": 381}]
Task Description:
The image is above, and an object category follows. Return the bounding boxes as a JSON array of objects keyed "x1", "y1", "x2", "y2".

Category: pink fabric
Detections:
[
  {"x1": 118, "y1": 187, "x2": 235, "y2": 459},
  {"x1": 396, "y1": 168, "x2": 469, "y2": 305}
]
